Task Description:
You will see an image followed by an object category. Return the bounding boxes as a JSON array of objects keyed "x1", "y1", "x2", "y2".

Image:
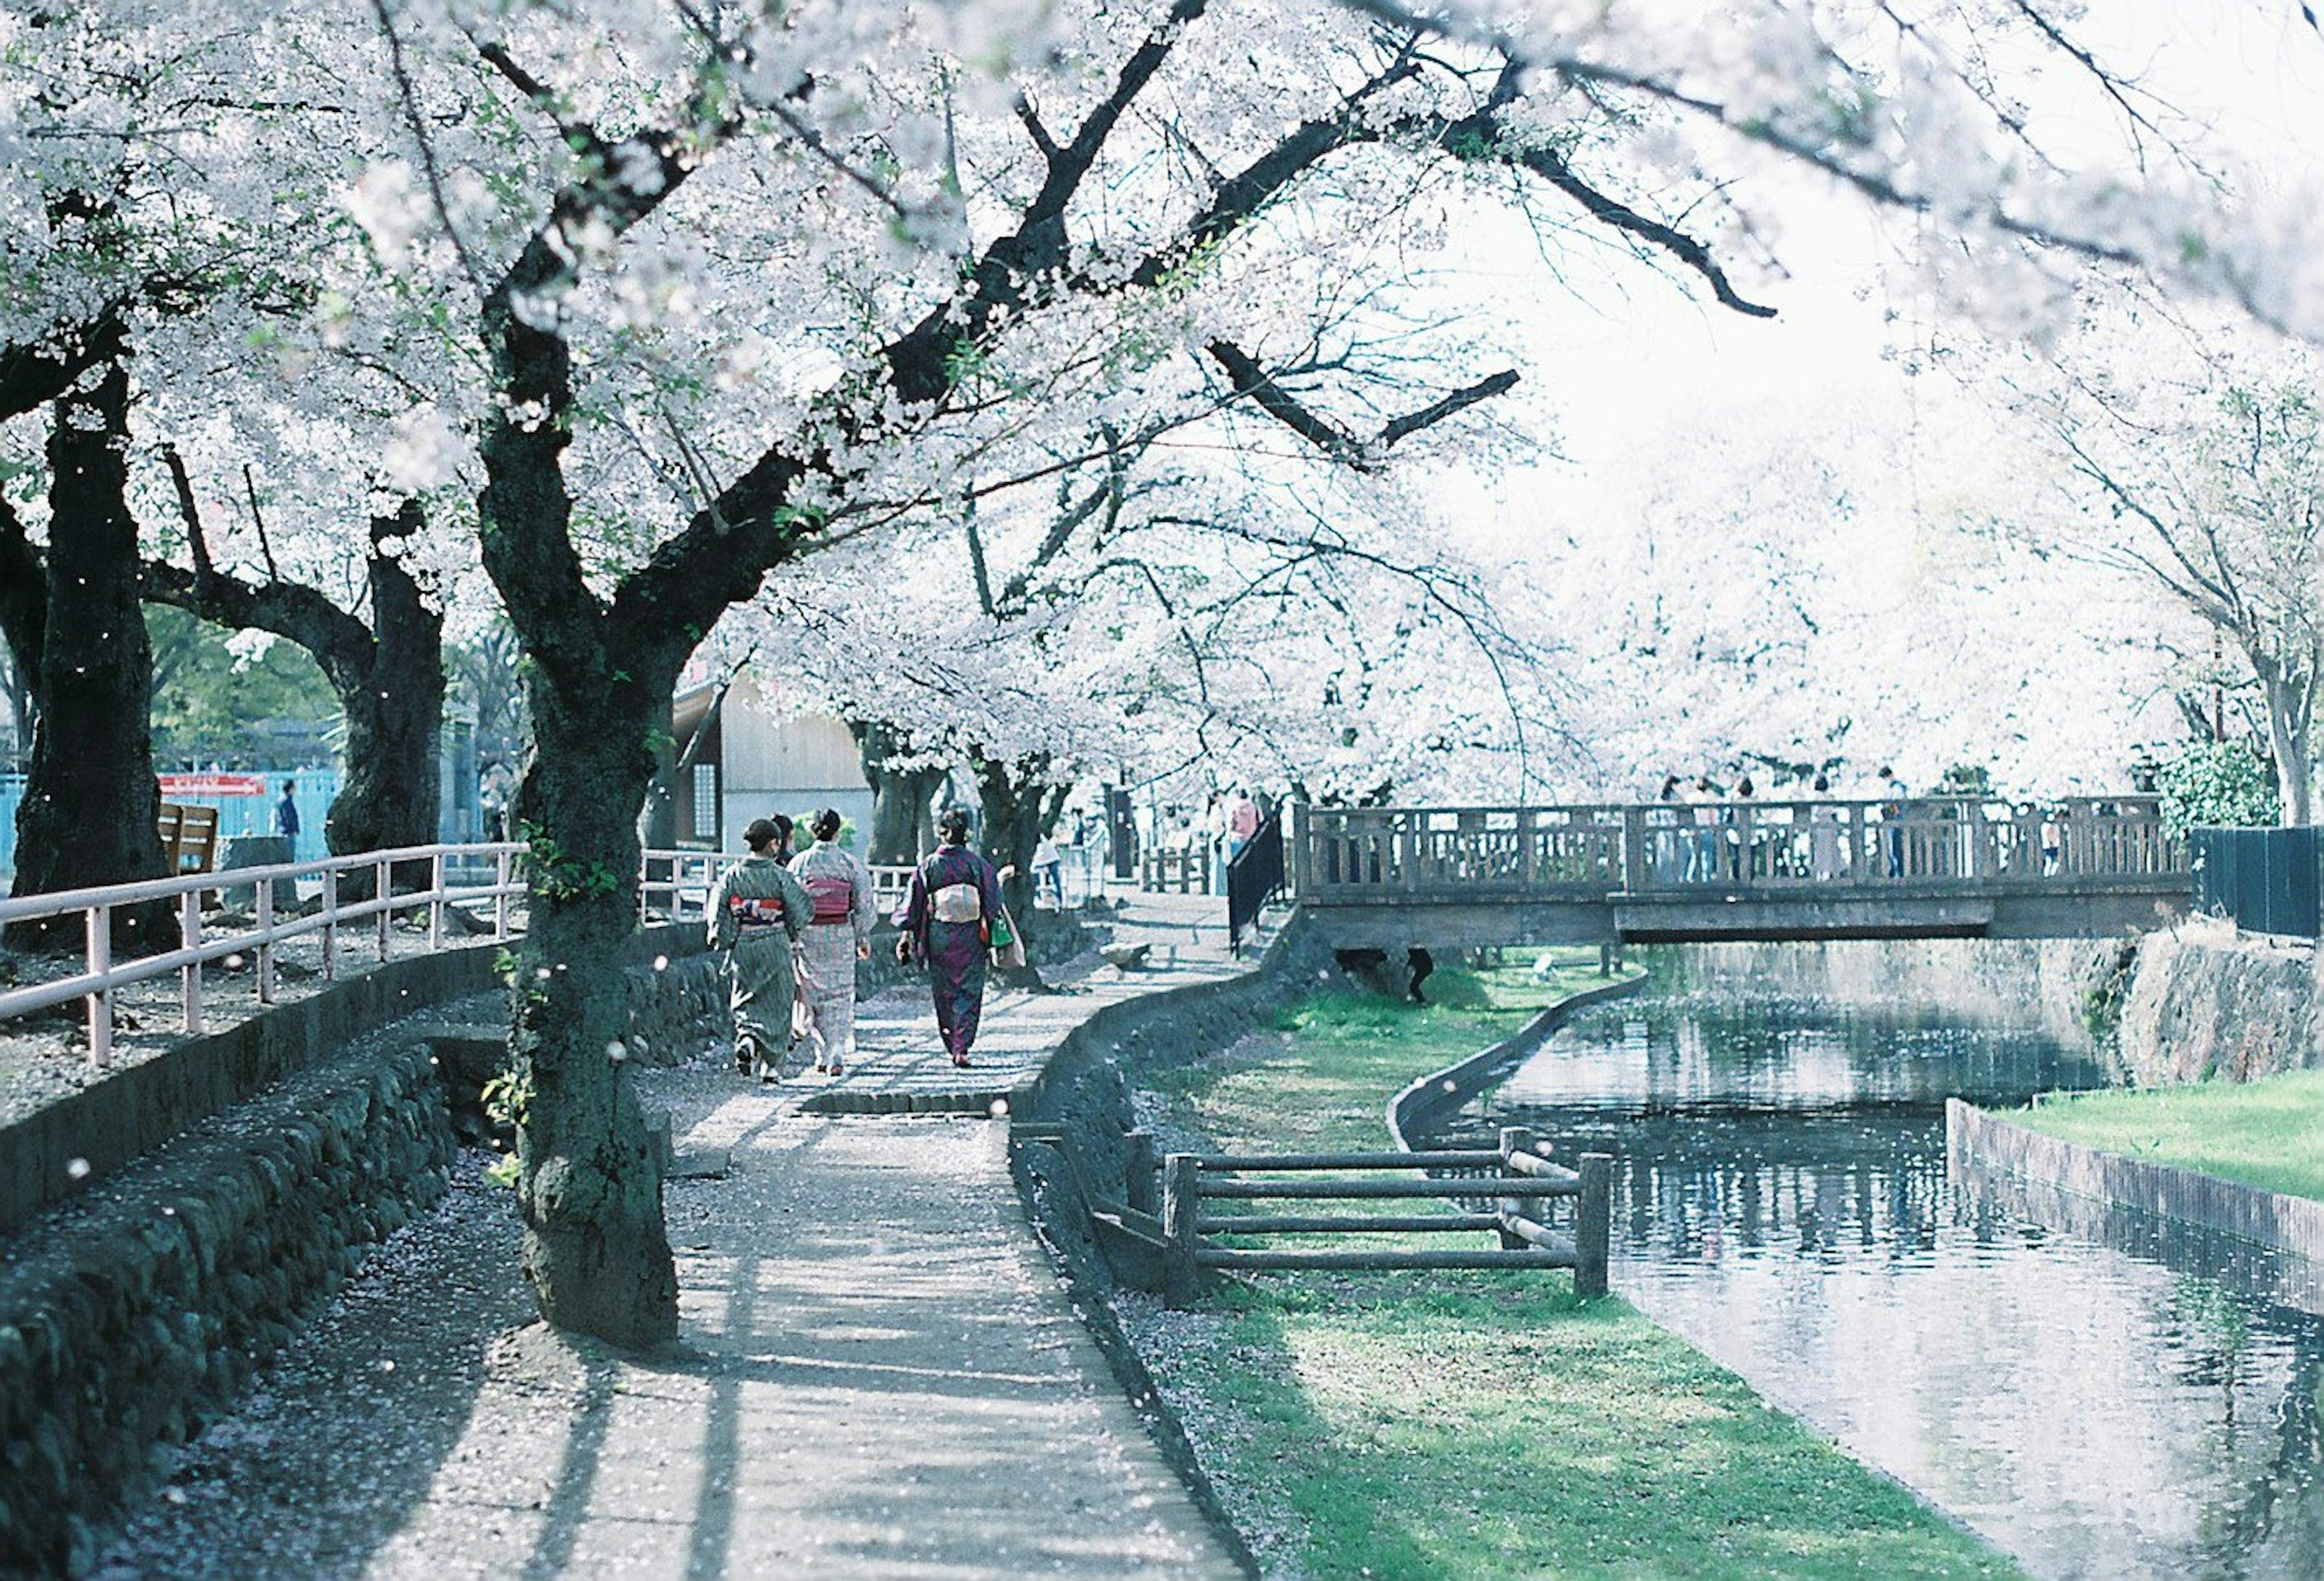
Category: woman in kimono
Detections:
[
  {"x1": 706, "y1": 817, "x2": 811, "y2": 1082},
  {"x1": 791, "y1": 807, "x2": 876, "y2": 1075},
  {"x1": 899, "y1": 807, "x2": 1004, "y2": 1068}
]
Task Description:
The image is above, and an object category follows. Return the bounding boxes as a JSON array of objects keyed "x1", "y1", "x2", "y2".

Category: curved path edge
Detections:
[{"x1": 1386, "y1": 970, "x2": 1650, "y2": 1150}]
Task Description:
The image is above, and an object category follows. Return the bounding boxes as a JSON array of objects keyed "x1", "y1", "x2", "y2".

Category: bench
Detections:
[{"x1": 158, "y1": 802, "x2": 220, "y2": 875}]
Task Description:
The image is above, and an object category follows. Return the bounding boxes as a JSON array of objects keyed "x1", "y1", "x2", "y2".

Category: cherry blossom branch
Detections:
[{"x1": 1207, "y1": 340, "x2": 1520, "y2": 468}]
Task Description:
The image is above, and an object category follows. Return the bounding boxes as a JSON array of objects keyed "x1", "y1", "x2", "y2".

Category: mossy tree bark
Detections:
[
  {"x1": 973, "y1": 746, "x2": 1069, "y2": 925},
  {"x1": 4, "y1": 345, "x2": 172, "y2": 954},
  {"x1": 507, "y1": 670, "x2": 678, "y2": 1347},
  {"x1": 851, "y1": 718, "x2": 944, "y2": 865}
]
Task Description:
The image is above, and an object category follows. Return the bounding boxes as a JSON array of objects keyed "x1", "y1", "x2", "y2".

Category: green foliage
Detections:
[
  {"x1": 478, "y1": 1065, "x2": 531, "y2": 1191},
  {"x1": 1138, "y1": 963, "x2": 2024, "y2": 1580},
  {"x1": 2155, "y1": 738, "x2": 2279, "y2": 835},
  {"x1": 481, "y1": 1067, "x2": 532, "y2": 1131},
  {"x1": 519, "y1": 819, "x2": 623, "y2": 905},
  {"x1": 792, "y1": 810, "x2": 859, "y2": 850},
  {"x1": 1936, "y1": 762, "x2": 1994, "y2": 796},
  {"x1": 145, "y1": 607, "x2": 339, "y2": 766},
  {"x1": 2016, "y1": 1069, "x2": 2324, "y2": 1201}
]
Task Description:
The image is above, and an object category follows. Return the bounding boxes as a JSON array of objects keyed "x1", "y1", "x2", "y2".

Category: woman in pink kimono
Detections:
[
  {"x1": 791, "y1": 807, "x2": 876, "y2": 1075},
  {"x1": 899, "y1": 807, "x2": 1003, "y2": 1067}
]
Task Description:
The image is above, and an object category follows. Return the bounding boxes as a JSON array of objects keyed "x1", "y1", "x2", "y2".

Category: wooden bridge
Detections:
[{"x1": 1289, "y1": 796, "x2": 2188, "y2": 949}]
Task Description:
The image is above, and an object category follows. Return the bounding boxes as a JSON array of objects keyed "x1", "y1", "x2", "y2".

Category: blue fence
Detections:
[
  {"x1": 2191, "y1": 825, "x2": 2322, "y2": 937},
  {"x1": 0, "y1": 768, "x2": 342, "y2": 877}
]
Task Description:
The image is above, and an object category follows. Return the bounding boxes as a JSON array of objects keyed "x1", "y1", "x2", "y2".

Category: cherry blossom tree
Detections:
[
  {"x1": 10, "y1": 0, "x2": 2311, "y2": 1343},
  {"x1": 1985, "y1": 293, "x2": 2324, "y2": 821}
]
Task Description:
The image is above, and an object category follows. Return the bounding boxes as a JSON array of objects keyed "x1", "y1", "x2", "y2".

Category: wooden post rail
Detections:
[{"x1": 1159, "y1": 1137, "x2": 1613, "y2": 1306}]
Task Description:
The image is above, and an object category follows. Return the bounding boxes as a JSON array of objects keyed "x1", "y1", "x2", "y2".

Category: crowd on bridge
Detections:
[{"x1": 1644, "y1": 766, "x2": 2067, "y2": 887}]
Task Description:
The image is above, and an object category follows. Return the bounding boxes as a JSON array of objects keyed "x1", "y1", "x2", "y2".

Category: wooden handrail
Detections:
[{"x1": 1295, "y1": 794, "x2": 2182, "y2": 902}]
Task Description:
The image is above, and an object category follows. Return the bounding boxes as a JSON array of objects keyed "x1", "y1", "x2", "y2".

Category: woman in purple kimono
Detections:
[{"x1": 899, "y1": 808, "x2": 1004, "y2": 1067}]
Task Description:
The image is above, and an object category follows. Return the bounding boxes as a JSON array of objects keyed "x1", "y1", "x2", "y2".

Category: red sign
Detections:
[{"x1": 159, "y1": 773, "x2": 268, "y2": 797}]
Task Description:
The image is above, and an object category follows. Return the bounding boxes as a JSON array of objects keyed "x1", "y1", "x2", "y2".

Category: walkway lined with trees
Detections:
[{"x1": 88, "y1": 897, "x2": 1247, "y2": 1580}]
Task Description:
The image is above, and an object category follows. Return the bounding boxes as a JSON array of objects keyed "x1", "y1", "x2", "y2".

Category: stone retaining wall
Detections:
[
  {"x1": 1946, "y1": 1097, "x2": 2324, "y2": 1271},
  {"x1": 0, "y1": 1034, "x2": 456, "y2": 1576},
  {"x1": 2111, "y1": 923, "x2": 2320, "y2": 1085}
]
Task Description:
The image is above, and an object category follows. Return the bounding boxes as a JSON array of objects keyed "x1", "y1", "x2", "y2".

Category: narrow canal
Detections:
[{"x1": 1434, "y1": 972, "x2": 2324, "y2": 1580}]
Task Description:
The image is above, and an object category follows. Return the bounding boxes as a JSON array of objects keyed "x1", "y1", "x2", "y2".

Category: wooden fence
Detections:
[
  {"x1": 1159, "y1": 1127, "x2": 1610, "y2": 1307},
  {"x1": 1141, "y1": 846, "x2": 1211, "y2": 893}
]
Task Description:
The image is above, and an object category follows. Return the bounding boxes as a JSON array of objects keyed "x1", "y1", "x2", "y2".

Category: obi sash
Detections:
[
  {"x1": 729, "y1": 895, "x2": 787, "y2": 932},
  {"x1": 804, "y1": 872, "x2": 855, "y2": 924},
  {"x1": 930, "y1": 882, "x2": 983, "y2": 923}
]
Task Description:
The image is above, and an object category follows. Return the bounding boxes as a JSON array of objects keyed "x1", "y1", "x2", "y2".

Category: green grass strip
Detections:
[
  {"x1": 2011, "y1": 1069, "x2": 2324, "y2": 1202},
  {"x1": 1137, "y1": 959, "x2": 2024, "y2": 1580}
]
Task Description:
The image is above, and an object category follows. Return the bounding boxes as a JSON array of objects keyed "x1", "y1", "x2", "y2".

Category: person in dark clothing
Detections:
[
  {"x1": 899, "y1": 807, "x2": 1004, "y2": 1067},
  {"x1": 274, "y1": 781, "x2": 300, "y2": 843}
]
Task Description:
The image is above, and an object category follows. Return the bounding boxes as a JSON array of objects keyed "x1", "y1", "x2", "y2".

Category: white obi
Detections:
[{"x1": 931, "y1": 883, "x2": 983, "y2": 923}]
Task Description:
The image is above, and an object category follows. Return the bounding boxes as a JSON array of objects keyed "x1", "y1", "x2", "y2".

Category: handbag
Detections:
[{"x1": 990, "y1": 903, "x2": 1027, "y2": 969}]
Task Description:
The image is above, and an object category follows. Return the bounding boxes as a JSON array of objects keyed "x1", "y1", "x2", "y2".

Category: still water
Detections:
[{"x1": 1442, "y1": 987, "x2": 2324, "y2": 1581}]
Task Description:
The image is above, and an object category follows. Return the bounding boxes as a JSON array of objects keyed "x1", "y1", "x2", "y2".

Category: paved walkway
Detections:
[{"x1": 93, "y1": 892, "x2": 1255, "y2": 1580}]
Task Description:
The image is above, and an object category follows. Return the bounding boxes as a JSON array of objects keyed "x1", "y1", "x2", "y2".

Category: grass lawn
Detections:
[
  {"x1": 1132, "y1": 958, "x2": 2023, "y2": 1581},
  {"x1": 2012, "y1": 1069, "x2": 2324, "y2": 1202}
]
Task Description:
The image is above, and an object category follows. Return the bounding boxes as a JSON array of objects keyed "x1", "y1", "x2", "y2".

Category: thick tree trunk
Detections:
[
  {"x1": 143, "y1": 493, "x2": 448, "y2": 896},
  {"x1": 6, "y1": 361, "x2": 171, "y2": 952},
  {"x1": 971, "y1": 748, "x2": 1070, "y2": 927},
  {"x1": 850, "y1": 719, "x2": 942, "y2": 865},
  {"x1": 509, "y1": 672, "x2": 678, "y2": 1349}
]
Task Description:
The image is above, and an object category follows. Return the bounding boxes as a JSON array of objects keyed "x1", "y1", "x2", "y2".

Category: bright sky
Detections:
[{"x1": 1413, "y1": 1, "x2": 2324, "y2": 792}]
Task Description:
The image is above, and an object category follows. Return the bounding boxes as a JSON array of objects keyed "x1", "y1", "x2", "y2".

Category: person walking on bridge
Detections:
[
  {"x1": 708, "y1": 817, "x2": 812, "y2": 1083},
  {"x1": 899, "y1": 807, "x2": 1005, "y2": 1069},
  {"x1": 793, "y1": 808, "x2": 876, "y2": 1076}
]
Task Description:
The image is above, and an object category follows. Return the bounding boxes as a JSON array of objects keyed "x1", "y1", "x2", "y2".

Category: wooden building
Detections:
[{"x1": 667, "y1": 673, "x2": 874, "y2": 851}]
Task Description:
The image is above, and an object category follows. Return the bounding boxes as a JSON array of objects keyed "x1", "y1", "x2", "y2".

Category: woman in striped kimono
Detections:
[
  {"x1": 706, "y1": 817, "x2": 811, "y2": 1082},
  {"x1": 791, "y1": 808, "x2": 876, "y2": 1075},
  {"x1": 899, "y1": 807, "x2": 1003, "y2": 1067}
]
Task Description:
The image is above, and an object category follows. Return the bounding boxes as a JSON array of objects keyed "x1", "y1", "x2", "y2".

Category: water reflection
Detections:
[{"x1": 1442, "y1": 992, "x2": 2324, "y2": 1581}]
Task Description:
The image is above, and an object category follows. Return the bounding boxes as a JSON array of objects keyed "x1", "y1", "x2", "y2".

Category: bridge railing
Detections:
[{"x1": 1293, "y1": 796, "x2": 2180, "y2": 902}]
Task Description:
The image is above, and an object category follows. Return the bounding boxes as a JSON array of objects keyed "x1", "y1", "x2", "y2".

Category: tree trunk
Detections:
[
  {"x1": 508, "y1": 671, "x2": 678, "y2": 1349},
  {"x1": 851, "y1": 719, "x2": 943, "y2": 865},
  {"x1": 2262, "y1": 672, "x2": 2315, "y2": 825},
  {"x1": 323, "y1": 517, "x2": 445, "y2": 886},
  {"x1": 971, "y1": 748, "x2": 1070, "y2": 929},
  {"x1": 6, "y1": 359, "x2": 171, "y2": 953}
]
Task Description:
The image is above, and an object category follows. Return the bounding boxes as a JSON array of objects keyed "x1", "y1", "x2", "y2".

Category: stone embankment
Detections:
[
  {"x1": 0, "y1": 928, "x2": 724, "y2": 1577},
  {"x1": 2108, "y1": 920, "x2": 2320, "y2": 1084},
  {"x1": 1664, "y1": 920, "x2": 2323, "y2": 1085}
]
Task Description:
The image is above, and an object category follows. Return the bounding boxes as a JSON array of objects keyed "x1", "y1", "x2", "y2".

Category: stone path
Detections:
[{"x1": 93, "y1": 891, "x2": 1256, "y2": 1580}]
